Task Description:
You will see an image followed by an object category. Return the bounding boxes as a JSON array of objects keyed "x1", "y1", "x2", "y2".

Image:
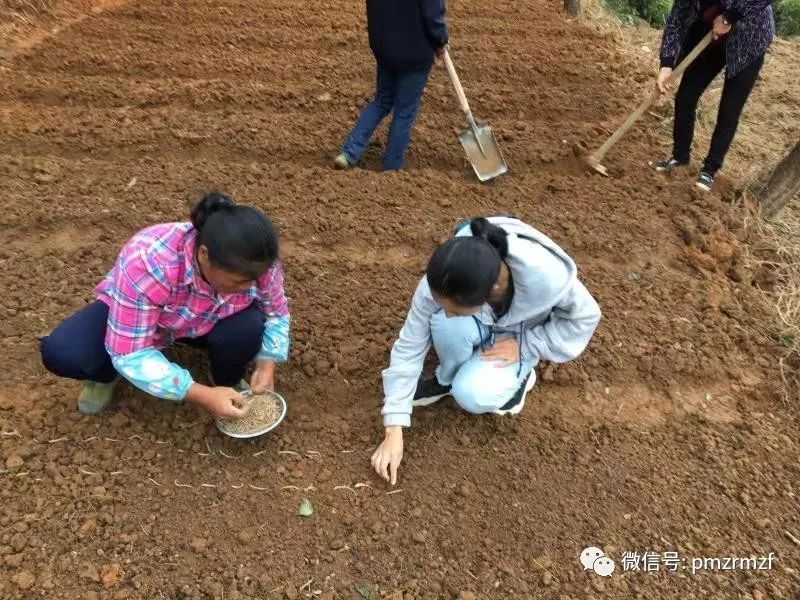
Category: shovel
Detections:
[
  {"x1": 586, "y1": 31, "x2": 714, "y2": 176},
  {"x1": 442, "y1": 49, "x2": 507, "y2": 182}
]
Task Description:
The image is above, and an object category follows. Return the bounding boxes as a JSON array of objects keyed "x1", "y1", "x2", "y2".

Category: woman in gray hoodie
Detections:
[{"x1": 371, "y1": 217, "x2": 601, "y2": 484}]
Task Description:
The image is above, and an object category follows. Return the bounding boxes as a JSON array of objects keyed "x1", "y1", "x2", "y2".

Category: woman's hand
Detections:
[
  {"x1": 371, "y1": 426, "x2": 404, "y2": 486},
  {"x1": 712, "y1": 15, "x2": 732, "y2": 41},
  {"x1": 250, "y1": 360, "x2": 276, "y2": 394},
  {"x1": 186, "y1": 384, "x2": 249, "y2": 419},
  {"x1": 656, "y1": 67, "x2": 673, "y2": 94},
  {"x1": 481, "y1": 336, "x2": 520, "y2": 367}
]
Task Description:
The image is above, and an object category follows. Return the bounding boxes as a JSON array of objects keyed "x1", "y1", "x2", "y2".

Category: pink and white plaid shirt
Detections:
[{"x1": 94, "y1": 222, "x2": 289, "y2": 357}]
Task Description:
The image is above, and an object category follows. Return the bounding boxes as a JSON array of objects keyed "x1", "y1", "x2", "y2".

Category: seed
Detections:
[{"x1": 218, "y1": 392, "x2": 282, "y2": 436}]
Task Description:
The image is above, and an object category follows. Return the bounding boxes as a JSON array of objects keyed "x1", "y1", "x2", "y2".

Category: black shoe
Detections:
[
  {"x1": 695, "y1": 171, "x2": 715, "y2": 192},
  {"x1": 653, "y1": 157, "x2": 687, "y2": 172},
  {"x1": 412, "y1": 376, "x2": 452, "y2": 407},
  {"x1": 494, "y1": 372, "x2": 535, "y2": 415}
]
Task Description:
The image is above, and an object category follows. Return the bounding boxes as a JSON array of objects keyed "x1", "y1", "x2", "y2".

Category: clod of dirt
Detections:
[
  {"x1": 189, "y1": 538, "x2": 208, "y2": 553},
  {"x1": 458, "y1": 592, "x2": 477, "y2": 600},
  {"x1": 109, "y1": 413, "x2": 129, "y2": 428},
  {"x1": 412, "y1": 531, "x2": 426, "y2": 544},
  {"x1": 80, "y1": 563, "x2": 100, "y2": 583},
  {"x1": 11, "y1": 570, "x2": 36, "y2": 590},
  {"x1": 284, "y1": 584, "x2": 299, "y2": 600},
  {"x1": 204, "y1": 582, "x2": 224, "y2": 598},
  {"x1": 101, "y1": 563, "x2": 123, "y2": 587},
  {"x1": 329, "y1": 538, "x2": 345, "y2": 550},
  {"x1": 237, "y1": 531, "x2": 254, "y2": 544},
  {"x1": 5, "y1": 455, "x2": 24, "y2": 470},
  {"x1": 542, "y1": 572, "x2": 553, "y2": 586}
]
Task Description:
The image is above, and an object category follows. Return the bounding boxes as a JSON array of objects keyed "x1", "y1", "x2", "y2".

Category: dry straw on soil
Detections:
[{"x1": 746, "y1": 204, "x2": 800, "y2": 401}]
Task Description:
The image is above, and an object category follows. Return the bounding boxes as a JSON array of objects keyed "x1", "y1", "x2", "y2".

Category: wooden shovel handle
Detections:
[
  {"x1": 589, "y1": 31, "x2": 714, "y2": 164},
  {"x1": 443, "y1": 49, "x2": 476, "y2": 125}
]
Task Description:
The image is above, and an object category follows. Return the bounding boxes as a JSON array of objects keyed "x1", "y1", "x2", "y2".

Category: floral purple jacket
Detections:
[{"x1": 660, "y1": 0, "x2": 775, "y2": 78}]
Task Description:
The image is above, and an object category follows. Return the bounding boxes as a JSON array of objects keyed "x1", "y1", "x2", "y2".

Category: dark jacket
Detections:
[
  {"x1": 660, "y1": 0, "x2": 774, "y2": 78},
  {"x1": 367, "y1": 0, "x2": 449, "y2": 72}
]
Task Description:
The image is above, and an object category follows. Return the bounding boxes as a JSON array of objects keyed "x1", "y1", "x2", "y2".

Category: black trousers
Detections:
[
  {"x1": 40, "y1": 301, "x2": 264, "y2": 386},
  {"x1": 673, "y1": 21, "x2": 764, "y2": 175}
]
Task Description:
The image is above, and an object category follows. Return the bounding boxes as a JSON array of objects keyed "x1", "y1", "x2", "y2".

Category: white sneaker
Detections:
[{"x1": 494, "y1": 372, "x2": 535, "y2": 415}]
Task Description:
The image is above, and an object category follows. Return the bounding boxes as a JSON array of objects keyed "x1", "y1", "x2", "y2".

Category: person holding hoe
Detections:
[
  {"x1": 371, "y1": 217, "x2": 601, "y2": 484},
  {"x1": 333, "y1": 0, "x2": 449, "y2": 171},
  {"x1": 654, "y1": 0, "x2": 774, "y2": 191},
  {"x1": 40, "y1": 192, "x2": 290, "y2": 419}
]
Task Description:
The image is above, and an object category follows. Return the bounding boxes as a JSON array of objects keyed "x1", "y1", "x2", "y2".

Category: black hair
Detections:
[
  {"x1": 426, "y1": 217, "x2": 509, "y2": 307},
  {"x1": 190, "y1": 192, "x2": 279, "y2": 280}
]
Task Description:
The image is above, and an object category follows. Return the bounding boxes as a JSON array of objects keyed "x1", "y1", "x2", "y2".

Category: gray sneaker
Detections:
[
  {"x1": 695, "y1": 171, "x2": 715, "y2": 192},
  {"x1": 654, "y1": 157, "x2": 687, "y2": 172}
]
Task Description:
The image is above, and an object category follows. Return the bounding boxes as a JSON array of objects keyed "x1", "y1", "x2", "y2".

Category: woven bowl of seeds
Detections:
[{"x1": 216, "y1": 390, "x2": 287, "y2": 439}]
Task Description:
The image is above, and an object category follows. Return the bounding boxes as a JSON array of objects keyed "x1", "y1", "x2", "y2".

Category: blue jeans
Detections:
[
  {"x1": 341, "y1": 64, "x2": 431, "y2": 171},
  {"x1": 40, "y1": 301, "x2": 264, "y2": 386},
  {"x1": 430, "y1": 310, "x2": 536, "y2": 414}
]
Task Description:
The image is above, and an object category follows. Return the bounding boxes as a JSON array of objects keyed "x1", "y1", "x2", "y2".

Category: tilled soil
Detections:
[{"x1": 0, "y1": 1, "x2": 798, "y2": 599}]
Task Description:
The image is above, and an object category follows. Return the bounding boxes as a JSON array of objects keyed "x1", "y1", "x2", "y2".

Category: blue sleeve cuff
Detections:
[
  {"x1": 383, "y1": 413, "x2": 411, "y2": 428},
  {"x1": 112, "y1": 348, "x2": 194, "y2": 402},
  {"x1": 257, "y1": 315, "x2": 290, "y2": 362}
]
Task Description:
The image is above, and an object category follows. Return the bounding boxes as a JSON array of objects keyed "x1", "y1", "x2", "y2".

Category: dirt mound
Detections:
[{"x1": 1, "y1": 0, "x2": 798, "y2": 598}]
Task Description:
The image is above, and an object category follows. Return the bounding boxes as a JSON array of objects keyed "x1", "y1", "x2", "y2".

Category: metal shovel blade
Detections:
[{"x1": 458, "y1": 123, "x2": 507, "y2": 182}]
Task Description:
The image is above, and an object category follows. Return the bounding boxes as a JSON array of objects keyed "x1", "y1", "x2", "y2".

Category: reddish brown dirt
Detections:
[{"x1": 1, "y1": 1, "x2": 798, "y2": 599}]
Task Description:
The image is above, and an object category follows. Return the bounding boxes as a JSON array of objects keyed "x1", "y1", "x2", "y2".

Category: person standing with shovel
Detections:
[
  {"x1": 653, "y1": 0, "x2": 775, "y2": 191},
  {"x1": 333, "y1": 0, "x2": 448, "y2": 171}
]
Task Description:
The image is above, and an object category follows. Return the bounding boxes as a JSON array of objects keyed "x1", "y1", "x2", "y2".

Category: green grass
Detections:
[
  {"x1": 776, "y1": 0, "x2": 800, "y2": 37},
  {"x1": 603, "y1": 0, "x2": 800, "y2": 37}
]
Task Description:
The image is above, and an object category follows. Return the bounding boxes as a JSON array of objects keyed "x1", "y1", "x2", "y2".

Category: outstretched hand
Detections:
[{"x1": 371, "y1": 427, "x2": 404, "y2": 486}]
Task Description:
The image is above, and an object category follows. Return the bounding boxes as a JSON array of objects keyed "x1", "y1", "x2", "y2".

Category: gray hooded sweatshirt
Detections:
[{"x1": 381, "y1": 217, "x2": 601, "y2": 428}]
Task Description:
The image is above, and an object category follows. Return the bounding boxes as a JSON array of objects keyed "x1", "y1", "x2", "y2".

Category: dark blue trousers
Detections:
[
  {"x1": 40, "y1": 301, "x2": 264, "y2": 387},
  {"x1": 341, "y1": 64, "x2": 431, "y2": 170}
]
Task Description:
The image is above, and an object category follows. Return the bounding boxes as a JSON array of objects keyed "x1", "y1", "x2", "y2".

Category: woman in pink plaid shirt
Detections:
[{"x1": 39, "y1": 193, "x2": 291, "y2": 419}]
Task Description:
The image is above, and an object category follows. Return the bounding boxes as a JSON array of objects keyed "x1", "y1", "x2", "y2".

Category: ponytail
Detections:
[
  {"x1": 426, "y1": 217, "x2": 509, "y2": 307},
  {"x1": 190, "y1": 192, "x2": 279, "y2": 280},
  {"x1": 190, "y1": 191, "x2": 236, "y2": 231},
  {"x1": 469, "y1": 217, "x2": 509, "y2": 260}
]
